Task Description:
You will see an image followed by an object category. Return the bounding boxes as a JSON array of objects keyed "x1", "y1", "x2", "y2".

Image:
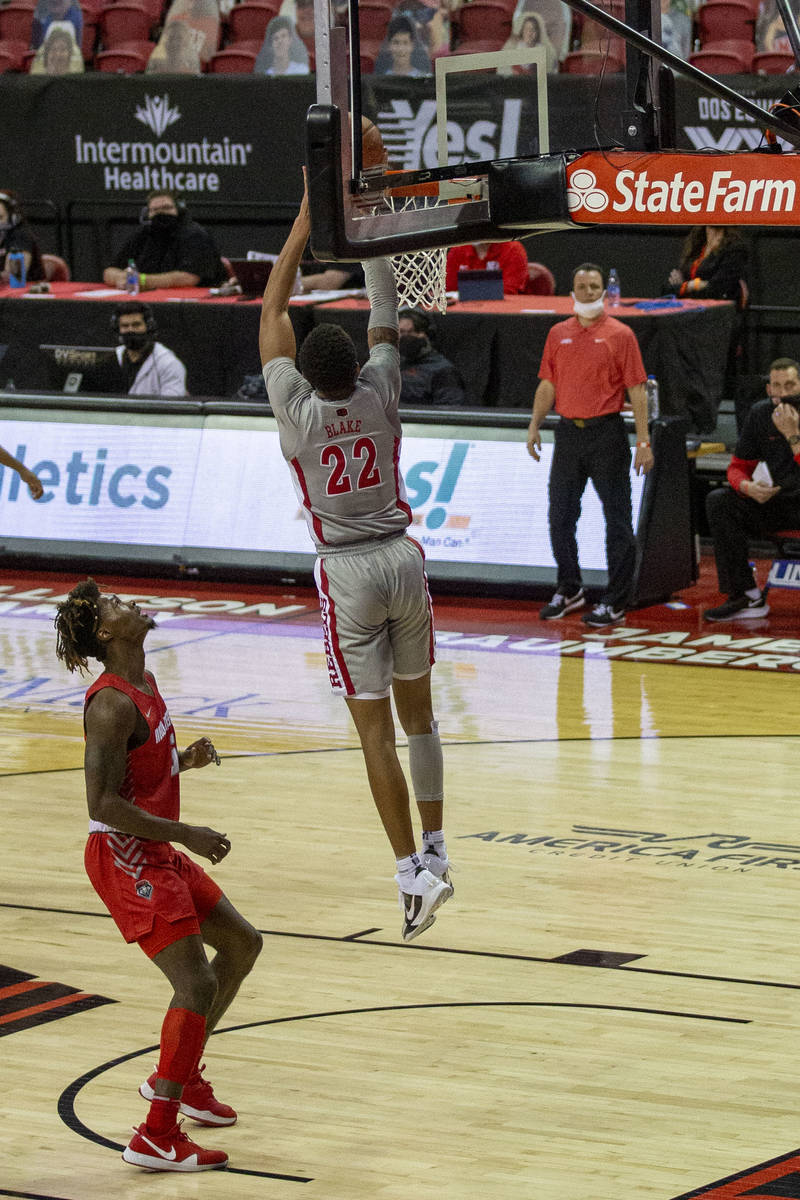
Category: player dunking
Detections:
[
  {"x1": 259, "y1": 174, "x2": 454, "y2": 941},
  {"x1": 54, "y1": 579, "x2": 262, "y2": 1173}
]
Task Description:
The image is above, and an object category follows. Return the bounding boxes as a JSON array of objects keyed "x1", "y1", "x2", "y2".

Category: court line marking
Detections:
[
  {"x1": 0, "y1": 899, "x2": 788, "y2": 995},
  {"x1": 3, "y1": 731, "x2": 799, "y2": 779},
  {"x1": 58, "y1": 999, "x2": 747, "y2": 1183}
]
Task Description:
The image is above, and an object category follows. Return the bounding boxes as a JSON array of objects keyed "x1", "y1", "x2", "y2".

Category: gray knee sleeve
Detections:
[{"x1": 408, "y1": 721, "x2": 443, "y2": 804}]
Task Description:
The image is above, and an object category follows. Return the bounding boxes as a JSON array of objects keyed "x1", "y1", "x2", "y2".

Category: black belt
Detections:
[{"x1": 559, "y1": 413, "x2": 622, "y2": 428}]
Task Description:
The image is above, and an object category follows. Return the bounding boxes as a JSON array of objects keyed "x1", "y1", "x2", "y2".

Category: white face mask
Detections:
[{"x1": 571, "y1": 291, "x2": 606, "y2": 319}]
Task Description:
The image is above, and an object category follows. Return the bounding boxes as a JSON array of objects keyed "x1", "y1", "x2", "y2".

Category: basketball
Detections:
[{"x1": 361, "y1": 116, "x2": 387, "y2": 169}]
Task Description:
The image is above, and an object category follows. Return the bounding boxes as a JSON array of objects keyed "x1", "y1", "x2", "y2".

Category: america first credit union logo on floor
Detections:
[
  {"x1": 462, "y1": 827, "x2": 800, "y2": 874},
  {"x1": 73, "y1": 93, "x2": 254, "y2": 196}
]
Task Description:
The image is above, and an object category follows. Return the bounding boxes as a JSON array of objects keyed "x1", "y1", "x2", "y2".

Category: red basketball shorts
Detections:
[{"x1": 85, "y1": 832, "x2": 222, "y2": 958}]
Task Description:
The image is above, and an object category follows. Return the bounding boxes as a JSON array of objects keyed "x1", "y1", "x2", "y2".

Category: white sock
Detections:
[
  {"x1": 395, "y1": 852, "x2": 422, "y2": 889},
  {"x1": 422, "y1": 829, "x2": 447, "y2": 862},
  {"x1": 745, "y1": 587, "x2": 762, "y2": 600}
]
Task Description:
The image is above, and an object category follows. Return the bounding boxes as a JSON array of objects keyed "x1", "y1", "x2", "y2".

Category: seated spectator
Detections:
[
  {"x1": 756, "y1": 0, "x2": 791, "y2": 52},
  {"x1": 29, "y1": 22, "x2": 84, "y2": 73},
  {"x1": 110, "y1": 301, "x2": 188, "y2": 397},
  {"x1": 102, "y1": 190, "x2": 227, "y2": 291},
  {"x1": 255, "y1": 14, "x2": 310, "y2": 74},
  {"x1": 0, "y1": 190, "x2": 45, "y2": 284},
  {"x1": 147, "y1": 19, "x2": 202, "y2": 73},
  {"x1": 704, "y1": 357, "x2": 800, "y2": 622},
  {"x1": 445, "y1": 240, "x2": 529, "y2": 295},
  {"x1": 501, "y1": 11, "x2": 559, "y2": 73},
  {"x1": 659, "y1": 0, "x2": 693, "y2": 60},
  {"x1": 662, "y1": 225, "x2": 748, "y2": 301},
  {"x1": 393, "y1": 0, "x2": 451, "y2": 58},
  {"x1": 280, "y1": 0, "x2": 315, "y2": 49},
  {"x1": 149, "y1": 0, "x2": 220, "y2": 71},
  {"x1": 511, "y1": 0, "x2": 571, "y2": 64},
  {"x1": 374, "y1": 13, "x2": 432, "y2": 75},
  {"x1": 398, "y1": 307, "x2": 465, "y2": 406},
  {"x1": 31, "y1": 0, "x2": 82, "y2": 50}
]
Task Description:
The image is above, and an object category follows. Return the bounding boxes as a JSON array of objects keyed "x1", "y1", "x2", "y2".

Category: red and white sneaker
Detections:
[
  {"x1": 139, "y1": 1063, "x2": 238, "y2": 1127},
  {"x1": 122, "y1": 1120, "x2": 228, "y2": 1172}
]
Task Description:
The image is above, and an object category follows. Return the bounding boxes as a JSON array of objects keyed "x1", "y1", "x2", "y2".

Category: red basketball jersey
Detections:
[{"x1": 84, "y1": 670, "x2": 180, "y2": 822}]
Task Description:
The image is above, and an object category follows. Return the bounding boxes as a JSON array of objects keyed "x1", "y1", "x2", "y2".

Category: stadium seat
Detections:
[
  {"x1": 562, "y1": 46, "x2": 625, "y2": 72},
  {"x1": 41, "y1": 254, "x2": 71, "y2": 283},
  {"x1": 689, "y1": 40, "x2": 754, "y2": 71},
  {"x1": 753, "y1": 49, "x2": 796, "y2": 72},
  {"x1": 81, "y1": 18, "x2": 98, "y2": 59},
  {"x1": 100, "y1": 2, "x2": 154, "y2": 46},
  {"x1": 0, "y1": 40, "x2": 26, "y2": 70},
  {"x1": 697, "y1": 0, "x2": 755, "y2": 45},
  {"x1": 453, "y1": 35, "x2": 509, "y2": 54},
  {"x1": 226, "y1": 1, "x2": 278, "y2": 45},
  {"x1": 356, "y1": 0, "x2": 393, "y2": 42},
  {"x1": 94, "y1": 46, "x2": 150, "y2": 70},
  {"x1": 207, "y1": 46, "x2": 257, "y2": 71},
  {"x1": 0, "y1": 4, "x2": 34, "y2": 43},
  {"x1": 521, "y1": 262, "x2": 556, "y2": 295},
  {"x1": 454, "y1": 0, "x2": 513, "y2": 45}
]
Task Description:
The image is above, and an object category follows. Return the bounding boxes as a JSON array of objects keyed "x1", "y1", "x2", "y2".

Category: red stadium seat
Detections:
[
  {"x1": 41, "y1": 254, "x2": 71, "y2": 283},
  {"x1": 94, "y1": 46, "x2": 149, "y2": 70},
  {"x1": 697, "y1": 0, "x2": 754, "y2": 46},
  {"x1": 753, "y1": 49, "x2": 797, "y2": 72},
  {"x1": 0, "y1": 4, "x2": 34, "y2": 43},
  {"x1": 357, "y1": 0, "x2": 393, "y2": 42},
  {"x1": 81, "y1": 18, "x2": 98, "y2": 59},
  {"x1": 452, "y1": 35, "x2": 509, "y2": 54},
  {"x1": 0, "y1": 40, "x2": 26, "y2": 70},
  {"x1": 562, "y1": 46, "x2": 625, "y2": 72},
  {"x1": 521, "y1": 262, "x2": 556, "y2": 295},
  {"x1": 226, "y1": 1, "x2": 278, "y2": 45},
  {"x1": 100, "y1": 2, "x2": 154, "y2": 46},
  {"x1": 455, "y1": 0, "x2": 512, "y2": 45},
  {"x1": 689, "y1": 40, "x2": 754, "y2": 71},
  {"x1": 207, "y1": 46, "x2": 256, "y2": 71}
]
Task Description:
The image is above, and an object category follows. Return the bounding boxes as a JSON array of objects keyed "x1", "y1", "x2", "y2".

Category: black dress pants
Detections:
[
  {"x1": 706, "y1": 485, "x2": 800, "y2": 597},
  {"x1": 548, "y1": 415, "x2": 636, "y2": 610}
]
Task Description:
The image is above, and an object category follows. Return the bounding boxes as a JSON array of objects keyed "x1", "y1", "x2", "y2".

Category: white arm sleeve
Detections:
[{"x1": 363, "y1": 257, "x2": 399, "y2": 331}]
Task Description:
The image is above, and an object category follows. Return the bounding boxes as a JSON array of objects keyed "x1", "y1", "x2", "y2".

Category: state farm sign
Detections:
[{"x1": 566, "y1": 151, "x2": 800, "y2": 224}]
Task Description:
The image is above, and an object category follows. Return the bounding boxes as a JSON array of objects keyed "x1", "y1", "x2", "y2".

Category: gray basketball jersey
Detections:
[{"x1": 263, "y1": 343, "x2": 412, "y2": 550}]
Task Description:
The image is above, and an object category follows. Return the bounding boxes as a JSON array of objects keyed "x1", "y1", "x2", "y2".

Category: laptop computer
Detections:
[{"x1": 227, "y1": 259, "x2": 273, "y2": 299}]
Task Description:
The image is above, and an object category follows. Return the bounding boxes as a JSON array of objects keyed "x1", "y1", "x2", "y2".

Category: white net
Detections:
[{"x1": 386, "y1": 192, "x2": 449, "y2": 313}]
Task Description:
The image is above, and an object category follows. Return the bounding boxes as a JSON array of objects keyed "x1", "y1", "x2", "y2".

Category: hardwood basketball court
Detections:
[{"x1": 2, "y1": 563, "x2": 800, "y2": 1200}]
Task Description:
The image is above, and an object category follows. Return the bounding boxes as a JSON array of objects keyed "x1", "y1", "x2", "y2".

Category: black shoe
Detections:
[
  {"x1": 704, "y1": 592, "x2": 769, "y2": 622},
  {"x1": 539, "y1": 588, "x2": 586, "y2": 620},
  {"x1": 582, "y1": 603, "x2": 625, "y2": 628}
]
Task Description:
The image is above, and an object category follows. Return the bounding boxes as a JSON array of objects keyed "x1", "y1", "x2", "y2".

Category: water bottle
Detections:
[
  {"x1": 646, "y1": 374, "x2": 660, "y2": 420},
  {"x1": 7, "y1": 251, "x2": 26, "y2": 288},
  {"x1": 125, "y1": 259, "x2": 140, "y2": 295},
  {"x1": 607, "y1": 267, "x2": 620, "y2": 307}
]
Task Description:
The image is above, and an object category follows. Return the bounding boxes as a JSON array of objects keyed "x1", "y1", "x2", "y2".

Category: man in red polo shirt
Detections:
[{"x1": 526, "y1": 262, "x2": 654, "y2": 628}]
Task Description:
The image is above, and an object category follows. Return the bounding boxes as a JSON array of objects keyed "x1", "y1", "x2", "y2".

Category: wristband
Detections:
[
  {"x1": 139, "y1": 274, "x2": 147, "y2": 290},
  {"x1": 636, "y1": 441, "x2": 650, "y2": 448},
  {"x1": 789, "y1": 434, "x2": 800, "y2": 448}
]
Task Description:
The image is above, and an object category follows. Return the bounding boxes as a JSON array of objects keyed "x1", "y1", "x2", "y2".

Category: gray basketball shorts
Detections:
[{"x1": 313, "y1": 535, "x2": 435, "y2": 699}]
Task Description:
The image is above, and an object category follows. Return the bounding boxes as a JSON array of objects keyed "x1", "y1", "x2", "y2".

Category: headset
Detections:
[
  {"x1": 139, "y1": 192, "x2": 187, "y2": 225},
  {"x1": 111, "y1": 302, "x2": 157, "y2": 339},
  {"x1": 0, "y1": 191, "x2": 21, "y2": 227}
]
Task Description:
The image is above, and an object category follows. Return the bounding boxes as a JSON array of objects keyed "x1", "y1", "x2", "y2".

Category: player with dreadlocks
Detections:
[{"x1": 55, "y1": 579, "x2": 262, "y2": 1173}]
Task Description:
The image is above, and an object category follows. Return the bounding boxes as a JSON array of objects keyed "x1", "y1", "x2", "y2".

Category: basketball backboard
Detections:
[{"x1": 307, "y1": 0, "x2": 800, "y2": 264}]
